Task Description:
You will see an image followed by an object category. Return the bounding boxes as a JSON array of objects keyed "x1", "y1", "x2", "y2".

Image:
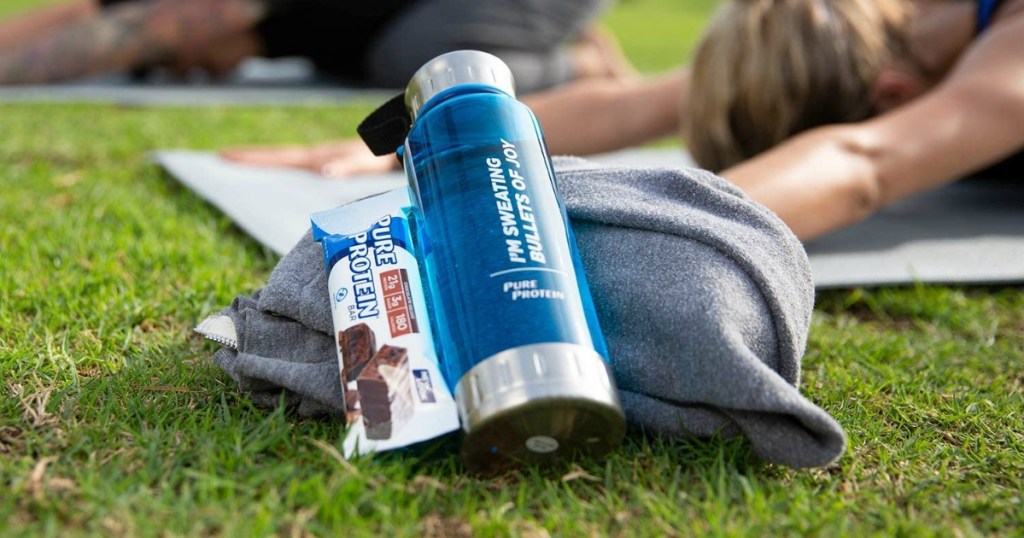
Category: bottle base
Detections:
[
  {"x1": 455, "y1": 343, "x2": 626, "y2": 472},
  {"x1": 460, "y1": 395, "x2": 626, "y2": 472}
]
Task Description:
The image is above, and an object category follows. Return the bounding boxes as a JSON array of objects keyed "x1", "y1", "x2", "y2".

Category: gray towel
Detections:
[{"x1": 208, "y1": 157, "x2": 847, "y2": 469}]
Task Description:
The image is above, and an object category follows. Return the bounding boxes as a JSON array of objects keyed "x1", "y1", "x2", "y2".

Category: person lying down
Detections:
[{"x1": 224, "y1": 0, "x2": 1024, "y2": 242}]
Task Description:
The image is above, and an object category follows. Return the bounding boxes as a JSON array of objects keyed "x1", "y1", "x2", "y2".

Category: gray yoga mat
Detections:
[
  {"x1": 0, "y1": 58, "x2": 393, "y2": 106},
  {"x1": 154, "y1": 149, "x2": 1024, "y2": 288}
]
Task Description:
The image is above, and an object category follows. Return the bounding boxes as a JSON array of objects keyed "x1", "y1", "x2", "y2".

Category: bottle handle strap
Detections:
[{"x1": 357, "y1": 93, "x2": 411, "y2": 157}]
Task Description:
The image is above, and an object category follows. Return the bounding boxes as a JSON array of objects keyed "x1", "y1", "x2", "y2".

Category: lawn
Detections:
[{"x1": 2, "y1": 1, "x2": 1022, "y2": 536}]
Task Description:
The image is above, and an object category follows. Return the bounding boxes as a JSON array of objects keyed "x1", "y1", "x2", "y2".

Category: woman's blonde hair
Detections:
[{"x1": 682, "y1": 0, "x2": 912, "y2": 171}]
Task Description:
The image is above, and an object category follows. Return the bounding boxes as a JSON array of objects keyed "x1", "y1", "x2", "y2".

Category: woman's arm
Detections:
[
  {"x1": 721, "y1": 13, "x2": 1024, "y2": 241},
  {"x1": 528, "y1": 68, "x2": 687, "y2": 155},
  {"x1": 223, "y1": 68, "x2": 689, "y2": 176}
]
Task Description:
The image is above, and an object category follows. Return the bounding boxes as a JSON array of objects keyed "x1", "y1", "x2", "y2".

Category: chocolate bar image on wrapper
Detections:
[
  {"x1": 338, "y1": 323, "x2": 378, "y2": 424},
  {"x1": 338, "y1": 323, "x2": 377, "y2": 384},
  {"x1": 357, "y1": 345, "x2": 415, "y2": 440}
]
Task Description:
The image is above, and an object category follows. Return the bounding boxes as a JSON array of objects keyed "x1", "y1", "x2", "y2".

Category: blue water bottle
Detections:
[{"x1": 401, "y1": 50, "x2": 625, "y2": 469}]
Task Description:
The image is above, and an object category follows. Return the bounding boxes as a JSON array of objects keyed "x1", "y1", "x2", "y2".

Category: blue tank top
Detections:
[{"x1": 977, "y1": 0, "x2": 1010, "y2": 33}]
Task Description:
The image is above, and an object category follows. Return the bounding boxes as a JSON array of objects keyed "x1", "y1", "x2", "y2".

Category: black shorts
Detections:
[
  {"x1": 96, "y1": 0, "x2": 418, "y2": 81},
  {"x1": 257, "y1": 0, "x2": 419, "y2": 81}
]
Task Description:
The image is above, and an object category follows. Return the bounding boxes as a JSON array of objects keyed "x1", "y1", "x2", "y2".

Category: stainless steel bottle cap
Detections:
[
  {"x1": 405, "y1": 50, "x2": 516, "y2": 121},
  {"x1": 455, "y1": 343, "x2": 626, "y2": 472}
]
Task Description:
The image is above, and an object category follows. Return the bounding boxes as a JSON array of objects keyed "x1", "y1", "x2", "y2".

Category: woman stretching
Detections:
[{"x1": 226, "y1": 0, "x2": 1024, "y2": 241}]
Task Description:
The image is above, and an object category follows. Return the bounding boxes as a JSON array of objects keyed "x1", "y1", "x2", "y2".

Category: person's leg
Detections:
[
  {"x1": 365, "y1": 0, "x2": 613, "y2": 93},
  {"x1": 0, "y1": 0, "x2": 265, "y2": 85},
  {"x1": 0, "y1": 0, "x2": 99, "y2": 50},
  {"x1": 165, "y1": 26, "x2": 262, "y2": 79}
]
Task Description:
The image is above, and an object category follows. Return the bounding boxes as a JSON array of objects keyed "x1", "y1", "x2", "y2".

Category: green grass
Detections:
[
  {"x1": 0, "y1": 0, "x2": 64, "y2": 19},
  {"x1": 604, "y1": 0, "x2": 718, "y2": 73},
  {"x1": 2, "y1": 1, "x2": 1023, "y2": 536}
]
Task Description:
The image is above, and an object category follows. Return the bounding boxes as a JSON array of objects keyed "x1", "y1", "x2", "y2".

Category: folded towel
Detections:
[{"x1": 207, "y1": 157, "x2": 846, "y2": 468}]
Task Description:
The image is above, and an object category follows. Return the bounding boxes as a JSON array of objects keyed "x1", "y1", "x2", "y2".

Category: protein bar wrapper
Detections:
[{"x1": 311, "y1": 188, "x2": 459, "y2": 457}]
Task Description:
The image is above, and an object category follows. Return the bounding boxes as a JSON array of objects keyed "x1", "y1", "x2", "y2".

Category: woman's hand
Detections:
[{"x1": 219, "y1": 139, "x2": 399, "y2": 178}]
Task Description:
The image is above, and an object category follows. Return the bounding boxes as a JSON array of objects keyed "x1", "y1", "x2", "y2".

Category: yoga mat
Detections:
[
  {"x1": 804, "y1": 177, "x2": 1023, "y2": 287},
  {"x1": 154, "y1": 149, "x2": 1024, "y2": 289},
  {"x1": 0, "y1": 58, "x2": 393, "y2": 106}
]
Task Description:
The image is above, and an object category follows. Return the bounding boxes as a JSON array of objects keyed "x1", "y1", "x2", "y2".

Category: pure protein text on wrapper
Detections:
[{"x1": 311, "y1": 188, "x2": 459, "y2": 457}]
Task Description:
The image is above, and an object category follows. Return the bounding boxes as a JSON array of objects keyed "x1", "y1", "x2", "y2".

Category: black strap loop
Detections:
[{"x1": 357, "y1": 93, "x2": 411, "y2": 157}]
